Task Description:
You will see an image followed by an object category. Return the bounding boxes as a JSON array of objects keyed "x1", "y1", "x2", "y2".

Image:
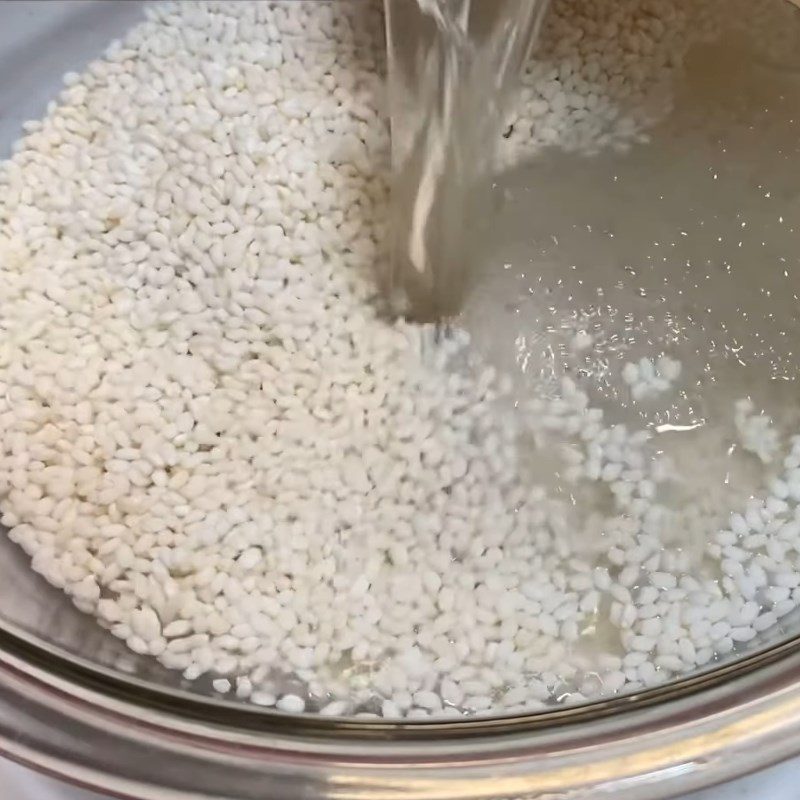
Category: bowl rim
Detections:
[{"x1": 3, "y1": 622, "x2": 800, "y2": 798}]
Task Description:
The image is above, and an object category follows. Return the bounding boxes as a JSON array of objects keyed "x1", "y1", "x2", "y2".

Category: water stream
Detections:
[{"x1": 383, "y1": 0, "x2": 550, "y2": 321}]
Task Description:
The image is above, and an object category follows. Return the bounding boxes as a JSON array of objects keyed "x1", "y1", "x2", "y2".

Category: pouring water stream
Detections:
[{"x1": 383, "y1": 0, "x2": 550, "y2": 321}]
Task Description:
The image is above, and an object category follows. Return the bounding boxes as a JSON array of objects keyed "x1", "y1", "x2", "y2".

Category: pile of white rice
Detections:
[{"x1": 1, "y1": 0, "x2": 798, "y2": 718}]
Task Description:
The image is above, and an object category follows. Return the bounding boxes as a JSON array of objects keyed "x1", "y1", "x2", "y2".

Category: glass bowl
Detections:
[{"x1": 3, "y1": 1, "x2": 800, "y2": 798}]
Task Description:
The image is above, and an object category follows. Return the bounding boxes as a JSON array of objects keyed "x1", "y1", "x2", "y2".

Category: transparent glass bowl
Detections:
[{"x1": 4, "y1": 1, "x2": 800, "y2": 798}]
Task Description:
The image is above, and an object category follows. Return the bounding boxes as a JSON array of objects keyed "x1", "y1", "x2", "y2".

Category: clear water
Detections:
[
  {"x1": 383, "y1": 0, "x2": 800, "y2": 704},
  {"x1": 383, "y1": 0, "x2": 550, "y2": 320},
  {"x1": 461, "y1": 14, "x2": 800, "y2": 586}
]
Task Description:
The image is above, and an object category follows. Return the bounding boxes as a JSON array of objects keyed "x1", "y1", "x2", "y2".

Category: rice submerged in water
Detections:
[{"x1": 1, "y1": 0, "x2": 800, "y2": 717}]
